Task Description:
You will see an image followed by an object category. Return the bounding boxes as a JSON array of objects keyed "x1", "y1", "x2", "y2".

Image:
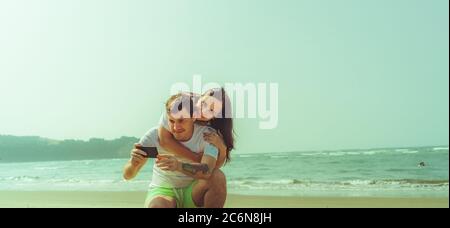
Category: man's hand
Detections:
[
  {"x1": 130, "y1": 143, "x2": 148, "y2": 167},
  {"x1": 123, "y1": 143, "x2": 148, "y2": 180},
  {"x1": 156, "y1": 154, "x2": 181, "y2": 172}
]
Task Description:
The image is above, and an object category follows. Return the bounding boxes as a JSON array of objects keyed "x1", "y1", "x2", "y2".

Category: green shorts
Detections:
[{"x1": 145, "y1": 182, "x2": 197, "y2": 208}]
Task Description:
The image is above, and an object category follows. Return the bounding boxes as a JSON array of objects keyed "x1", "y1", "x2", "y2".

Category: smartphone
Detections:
[{"x1": 136, "y1": 146, "x2": 159, "y2": 158}]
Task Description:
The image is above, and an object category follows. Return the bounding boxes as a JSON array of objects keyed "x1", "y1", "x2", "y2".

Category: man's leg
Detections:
[
  {"x1": 147, "y1": 196, "x2": 177, "y2": 208},
  {"x1": 191, "y1": 169, "x2": 227, "y2": 208}
]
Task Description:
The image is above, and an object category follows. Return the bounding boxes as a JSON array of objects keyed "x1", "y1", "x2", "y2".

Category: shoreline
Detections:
[{"x1": 0, "y1": 191, "x2": 447, "y2": 208}]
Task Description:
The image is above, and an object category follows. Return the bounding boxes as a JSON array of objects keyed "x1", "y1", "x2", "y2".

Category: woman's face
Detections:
[{"x1": 196, "y1": 95, "x2": 223, "y2": 121}]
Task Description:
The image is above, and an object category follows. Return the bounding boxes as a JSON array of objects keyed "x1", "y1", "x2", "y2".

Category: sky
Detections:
[{"x1": 0, "y1": 0, "x2": 448, "y2": 153}]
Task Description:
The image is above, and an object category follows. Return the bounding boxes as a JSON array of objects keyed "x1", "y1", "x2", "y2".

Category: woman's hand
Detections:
[
  {"x1": 156, "y1": 154, "x2": 181, "y2": 172},
  {"x1": 203, "y1": 131, "x2": 226, "y2": 150}
]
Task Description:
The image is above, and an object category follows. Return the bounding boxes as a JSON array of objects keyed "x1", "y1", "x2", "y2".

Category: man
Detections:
[{"x1": 123, "y1": 94, "x2": 227, "y2": 208}]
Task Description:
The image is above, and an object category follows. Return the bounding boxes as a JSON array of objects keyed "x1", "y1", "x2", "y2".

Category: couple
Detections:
[{"x1": 123, "y1": 88, "x2": 234, "y2": 208}]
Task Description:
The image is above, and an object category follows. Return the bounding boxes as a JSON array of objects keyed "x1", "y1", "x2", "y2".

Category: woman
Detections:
[{"x1": 158, "y1": 87, "x2": 234, "y2": 168}]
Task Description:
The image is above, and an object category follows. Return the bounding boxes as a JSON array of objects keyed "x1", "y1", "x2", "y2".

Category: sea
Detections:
[{"x1": 0, "y1": 146, "x2": 448, "y2": 197}]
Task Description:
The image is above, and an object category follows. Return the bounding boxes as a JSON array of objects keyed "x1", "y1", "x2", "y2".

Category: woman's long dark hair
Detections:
[{"x1": 205, "y1": 88, "x2": 235, "y2": 164}]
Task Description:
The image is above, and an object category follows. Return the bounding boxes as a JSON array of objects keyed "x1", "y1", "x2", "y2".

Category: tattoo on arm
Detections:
[{"x1": 181, "y1": 163, "x2": 210, "y2": 175}]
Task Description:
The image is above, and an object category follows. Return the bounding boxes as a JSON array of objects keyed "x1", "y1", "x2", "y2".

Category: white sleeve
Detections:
[
  {"x1": 204, "y1": 143, "x2": 219, "y2": 160},
  {"x1": 138, "y1": 128, "x2": 159, "y2": 147},
  {"x1": 202, "y1": 127, "x2": 219, "y2": 160}
]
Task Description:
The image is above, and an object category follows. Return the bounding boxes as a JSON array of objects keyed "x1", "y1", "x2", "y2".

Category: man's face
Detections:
[{"x1": 167, "y1": 109, "x2": 195, "y2": 141}]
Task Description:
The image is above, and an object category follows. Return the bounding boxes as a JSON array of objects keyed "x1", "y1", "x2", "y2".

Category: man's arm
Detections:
[
  {"x1": 156, "y1": 152, "x2": 217, "y2": 180},
  {"x1": 123, "y1": 144, "x2": 148, "y2": 180},
  {"x1": 123, "y1": 161, "x2": 141, "y2": 180},
  {"x1": 177, "y1": 155, "x2": 217, "y2": 180}
]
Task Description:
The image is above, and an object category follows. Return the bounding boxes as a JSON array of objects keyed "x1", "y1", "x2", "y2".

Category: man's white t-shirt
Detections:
[{"x1": 139, "y1": 116, "x2": 218, "y2": 188}]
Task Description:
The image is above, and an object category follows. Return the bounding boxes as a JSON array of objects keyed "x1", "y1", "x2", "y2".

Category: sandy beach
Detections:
[{"x1": 0, "y1": 191, "x2": 447, "y2": 208}]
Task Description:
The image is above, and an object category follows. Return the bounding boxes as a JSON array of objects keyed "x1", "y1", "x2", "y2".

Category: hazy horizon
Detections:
[{"x1": 0, "y1": 133, "x2": 447, "y2": 155}]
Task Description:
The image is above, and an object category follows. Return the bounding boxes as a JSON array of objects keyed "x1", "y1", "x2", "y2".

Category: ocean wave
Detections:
[
  {"x1": 0, "y1": 176, "x2": 125, "y2": 185},
  {"x1": 237, "y1": 155, "x2": 256, "y2": 158},
  {"x1": 373, "y1": 179, "x2": 449, "y2": 186},
  {"x1": 395, "y1": 149, "x2": 410, "y2": 152},
  {"x1": 232, "y1": 177, "x2": 261, "y2": 181},
  {"x1": 328, "y1": 152, "x2": 347, "y2": 156},
  {"x1": 401, "y1": 151, "x2": 418, "y2": 154},
  {"x1": 368, "y1": 150, "x2": 388, "y2": 153},
  {"x1": 295, "y1": 150, "x2": 392, "y2": 157},
  {"x1": 297, "y1": 153, "x2": 320, "y2": 156},
  {"x1": 269, "y1": 155, "x2": 289, "y2": 158},
  {"x1": 346, "y1": 152, "x2": 361, "y2": 155},
  {"x1": 294, "y1": 152, "x2": 329, "y2": 157},
  {"x1": 248, "y1": 147, "x2": 432, "y2": 158},
  {"x1": 362, "y1": 151, "x2": 377, "y2": 155},
  {"x1": 228, "y1": 178, "x2": 449, "y2": 190},
  {"x1": 1, "y1": 176, "x2": 41, "y2": 181},
  {"x1": 34, "y1": 166, "x2": 61, "y2": 170},
  {"x1": 433, "y1": 147, "x2": 449, "y2": 151}
]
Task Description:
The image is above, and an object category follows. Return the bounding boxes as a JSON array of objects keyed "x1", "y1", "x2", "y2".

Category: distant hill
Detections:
[{"x1": 0, "y1": 135, "x2": 139, "y2": 163}]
